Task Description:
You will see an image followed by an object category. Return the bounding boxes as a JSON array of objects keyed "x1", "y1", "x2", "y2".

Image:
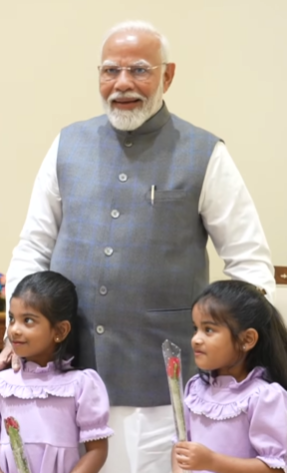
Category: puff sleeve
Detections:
[
  {"x1": 75, "y1": 369, "x2": 114, "y2": 443},
  {"x1": 248, "y1": 383, "x2": 287, "y2": 469}
]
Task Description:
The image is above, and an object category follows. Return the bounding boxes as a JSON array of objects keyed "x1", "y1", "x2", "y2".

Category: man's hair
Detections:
[{"x1": 101, "y1": 20, "x2": 170, "y2": 63}]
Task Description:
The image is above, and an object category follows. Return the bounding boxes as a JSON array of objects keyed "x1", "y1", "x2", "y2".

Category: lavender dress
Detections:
[
  {"x1": 0, "y1": 360, "x2": 113, "y2": 473},
  {"x1": 184, "y1": 367, "x2": 287, "y2": 472}
]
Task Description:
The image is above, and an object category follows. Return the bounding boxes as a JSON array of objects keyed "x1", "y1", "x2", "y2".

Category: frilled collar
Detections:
[
  {"x1": 209, "y1": 367, "x2": 265, "y2": 389},
  {"x1": 109, "y1": 101, "x2": 171, "y2": 137},
  {"x1": 21, "y1": 358, "x2": 73, "y2": 374}
]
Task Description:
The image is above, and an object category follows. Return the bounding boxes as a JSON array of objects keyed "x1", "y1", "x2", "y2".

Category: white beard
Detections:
[{"x1": 102, "y1": 83, "x2": 164, "y2": 131}]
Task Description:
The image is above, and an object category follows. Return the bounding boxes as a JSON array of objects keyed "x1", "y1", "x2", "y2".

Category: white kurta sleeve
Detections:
[
  {"x1": 6, "y1": 134, "x2": 62, "y2": 323},
  {"x1": 199, "y1": 141, "x2": 275, "y2": 302}
]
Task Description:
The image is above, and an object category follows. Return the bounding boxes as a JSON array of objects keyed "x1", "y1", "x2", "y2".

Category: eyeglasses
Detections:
[{"x1": 98, "y1": 64, "x2": 166, "y2": 82}]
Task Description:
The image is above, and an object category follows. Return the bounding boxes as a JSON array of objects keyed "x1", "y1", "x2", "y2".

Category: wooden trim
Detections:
[{"x1": 274, "y1": 266, "x2": 287, "y2": 285}]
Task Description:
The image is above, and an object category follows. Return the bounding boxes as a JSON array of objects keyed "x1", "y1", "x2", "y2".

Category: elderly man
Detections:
[{"x1": 2, "y1": 20, "x2": 275, "y2": 473}]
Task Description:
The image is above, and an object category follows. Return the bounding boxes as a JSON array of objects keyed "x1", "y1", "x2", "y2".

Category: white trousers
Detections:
[{"x1": 101, "y1": 405, "x2": 175, "y2": 473}]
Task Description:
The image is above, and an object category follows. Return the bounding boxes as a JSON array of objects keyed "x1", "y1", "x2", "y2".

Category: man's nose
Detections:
[{"x1": 114, "y1": 70, "x2": 135, "y2": 91}]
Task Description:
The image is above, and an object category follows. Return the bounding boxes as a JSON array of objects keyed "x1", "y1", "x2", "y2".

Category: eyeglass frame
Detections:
[{"x1": 97, "y1": 63, "x2": 167, "y2": 82}]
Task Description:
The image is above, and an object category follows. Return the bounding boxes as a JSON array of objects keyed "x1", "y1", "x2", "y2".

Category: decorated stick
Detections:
[
  {"x1": 162, "y1": 340, "x2": 187, "y2": 441},
  {"x1": 4, "y1": 417, "x2": 31, "y2": 473}
]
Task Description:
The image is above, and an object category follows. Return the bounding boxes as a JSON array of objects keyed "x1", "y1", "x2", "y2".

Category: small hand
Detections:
[
  {"x1": 0, "y1": 343, "x2": 20, "y2": 372},
  {"x1": 175, "y1": 441, "x2": 214, "y2": 471}
]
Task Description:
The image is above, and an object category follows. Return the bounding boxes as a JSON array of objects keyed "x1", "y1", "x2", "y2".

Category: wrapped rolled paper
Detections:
[
  {"x1": 162, "y1": 339, "x2": 187, "y2": 441},
  {"x1": 4, "y1": 417, "x2": 31, "y2": 473}
]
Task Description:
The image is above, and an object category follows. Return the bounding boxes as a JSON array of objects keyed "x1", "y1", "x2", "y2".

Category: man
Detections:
[{"x1": 2, "y1": 20, "x2": 275, "y2": 473}]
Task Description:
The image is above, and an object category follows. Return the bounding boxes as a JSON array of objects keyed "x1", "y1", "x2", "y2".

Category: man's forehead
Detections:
[{"x1": 102, "y1": 30, "x2": 161, "y2": 62}]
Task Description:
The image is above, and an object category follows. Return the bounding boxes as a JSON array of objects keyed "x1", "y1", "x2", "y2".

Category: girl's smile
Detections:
[
  {"x1": 8, "y1": 297, "x2": 59, "y2": 366},
  {"x1": 193, "y1": 350, "x2": 206, "y2": 356}
]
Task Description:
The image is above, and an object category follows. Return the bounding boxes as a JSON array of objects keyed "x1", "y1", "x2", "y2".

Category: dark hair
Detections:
[
  {"x1": 11, "y1": 271, "x2": 80, "y2": 371},
  {"x1": 192, "y1": 280, "x2": 287, "y2": 390}
]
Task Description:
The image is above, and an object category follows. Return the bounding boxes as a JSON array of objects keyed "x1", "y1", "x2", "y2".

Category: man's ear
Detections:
[{"x1": 163, "y1": 63, "x2": 176, "y2": 93}]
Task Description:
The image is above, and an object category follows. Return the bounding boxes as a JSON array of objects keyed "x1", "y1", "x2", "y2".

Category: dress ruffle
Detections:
[
  {"x1": 0, "y1": 358, "x2": 79, "y2": 399},
  {"x1": 0, "y1": 378, "x2": 77, "y2": 399},
  {"x1": 185, "y1": 368, "x2": 266, "y2": 420},
  {"x1": 22, "y1": 358, "x2": 73, "y2": 373},
  {"x1": 185, "y1": 389, "x2": 249, "y2": 420},
  {"x1": 257, "y1": 455, "x2": 286, "y2": 469},
  {"x1": 79, "y1": 427, "x2": 114, "y2": 443}
]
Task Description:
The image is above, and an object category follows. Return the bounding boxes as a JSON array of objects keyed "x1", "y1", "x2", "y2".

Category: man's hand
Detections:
[
  {"x1": 175, "y1": 441, "x2": 214, "y2": 471},
  {"x1": 0, "y1": 340, "x2": 20, "y2": 371}
]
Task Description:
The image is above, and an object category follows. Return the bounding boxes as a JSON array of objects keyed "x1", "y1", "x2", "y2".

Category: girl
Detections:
[
  {"x1": 174, "y1": 280, "x2": 287, "y2": 473},
  {"x1": 0, "y1": 271, "x2": 113, "y2": 473}
]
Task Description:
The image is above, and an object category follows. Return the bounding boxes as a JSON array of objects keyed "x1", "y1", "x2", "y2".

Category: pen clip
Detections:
[{"x1": 151, "y1": 185, "x2": 155, "y2": 206}]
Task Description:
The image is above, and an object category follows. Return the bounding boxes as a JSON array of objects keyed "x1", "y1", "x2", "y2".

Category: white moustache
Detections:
[{"x1": 107, "y1": 92, "x2": 147, "y2": 104}]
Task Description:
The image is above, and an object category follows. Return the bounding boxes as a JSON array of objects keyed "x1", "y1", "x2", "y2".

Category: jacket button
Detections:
[
  {"x1": 111, "y1": 209, "x2": 120, "y2": 219},
  {"x1": 119, "y1": 173, "x2": 128, "y2": 182},
  {"x1": 99, "y1": 286, "x2": 108, "y2": 295},
  {"x1": 124, "y1": 140, "x2": 133, "y2": 147},
  {"x1": 104, "y1": 247, "x2": 114, "y2": 256},
  {"x1": 96, "y1": 325, "x2": 105, "y2": 334}
]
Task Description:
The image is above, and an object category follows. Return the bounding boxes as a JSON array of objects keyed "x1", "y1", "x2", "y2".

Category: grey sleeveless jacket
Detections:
[{"x1": 50, "y1": 103, "x2": 219, "y2": 406}]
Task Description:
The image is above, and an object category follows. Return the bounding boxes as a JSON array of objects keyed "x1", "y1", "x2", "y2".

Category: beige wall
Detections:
[{"x1": 1, "y1": 0, "x2": 286, "y2": 281}]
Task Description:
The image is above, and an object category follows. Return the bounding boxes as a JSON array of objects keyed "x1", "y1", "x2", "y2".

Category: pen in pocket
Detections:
[{"x1": 151, "y1": 185, "x2": 156, "y2": 206}]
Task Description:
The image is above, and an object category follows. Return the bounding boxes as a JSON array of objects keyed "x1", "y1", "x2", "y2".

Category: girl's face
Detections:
[
  {"x1": 191, "y1": 303, "x2": 246, "y2": 379},
  {"x1": 8, "y1": 297, "x2": 58, "y2": 367}
]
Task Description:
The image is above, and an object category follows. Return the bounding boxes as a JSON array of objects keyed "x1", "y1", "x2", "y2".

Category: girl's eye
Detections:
[
  {"x1": 205, "y1": 327, "x2": 214, "y2": 334},
  {"x1": 192, "y1": 325, "x2": 197, "y2": 333},
  {"x1": 24, "y1": 317, "x2": 34, "y2": 324},
  {"x1": 8, "y1": 316, "x2": 14, "y2": 325}
]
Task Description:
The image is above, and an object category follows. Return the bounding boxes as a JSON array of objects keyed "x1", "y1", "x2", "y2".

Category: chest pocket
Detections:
[{"x1": 142, "y1": 189, "x2": 200, "y2": 246}]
